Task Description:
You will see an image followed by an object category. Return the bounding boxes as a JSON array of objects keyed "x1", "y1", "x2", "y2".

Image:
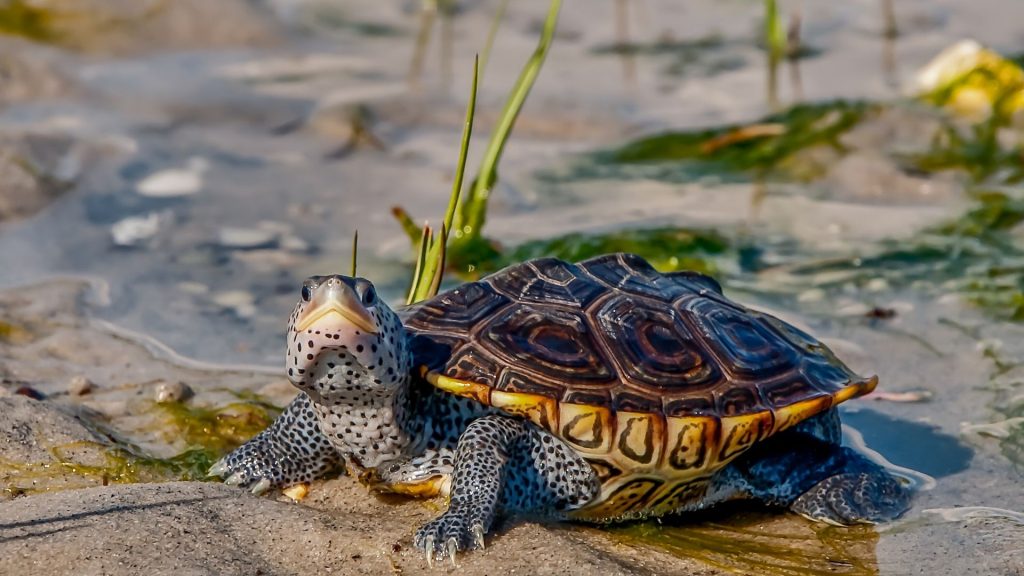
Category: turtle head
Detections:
[{"x1": 285, "y1": 275, "x2": 411, "y2": 401}]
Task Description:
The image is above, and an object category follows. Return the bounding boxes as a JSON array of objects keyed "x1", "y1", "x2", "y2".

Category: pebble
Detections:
[
  {"x1": 154, "y1": 380, "x2": 193, "y2": 404},
  {"x1": 212, "y1": 290, "x2": 257, "y2": 319},
  {"x1": 136, "y1": 157, "x2": 208, "y2": 198},
  {"x1": 110, "y1": 213, "x2": 161, "y2": 247},
  {"x1": 865, "y1": 278, "x2": 890, "y2": 292},
  {"x1": 280, "y1": 235, "x2": 310, "y2": 252},
  {"x1": 797, "y1": 288, "x2": 826, "y2": 303},
  {"x1": 867, "y1": 389, "x2": 933, "y2": 403},
  {"x1": 218, "y1": 227, "x2": 278, "y2": 249},
  {"x1": 176, "y1": 281, "x2": 209, "y2": 295},
  {"x1": 68, "y1": 375, "x2": 94, "y2": 396},
  {"x1": 14, "y1": 385, "x2": 45, "y2": 400}
]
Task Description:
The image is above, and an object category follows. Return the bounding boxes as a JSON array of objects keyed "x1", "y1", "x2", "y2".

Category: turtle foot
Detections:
[
  {"x1": 791, "y1": 471, "x2": 912, "y2": 526},
  {"x1": 208, "y1": 440, "x2": 289, "y2": 493},
  {"x1": 414, "y1": 510, "x2": 486, "y2": 566}
]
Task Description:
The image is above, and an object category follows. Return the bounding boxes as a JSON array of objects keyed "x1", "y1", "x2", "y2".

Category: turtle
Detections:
[{"x1": 210, "y1": 253, "x2": 911, "y2": 564}]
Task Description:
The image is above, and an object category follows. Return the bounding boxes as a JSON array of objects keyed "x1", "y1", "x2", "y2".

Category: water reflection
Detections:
[{"x1": 611, "y1": 508, "x2": 879, "y2": 576}]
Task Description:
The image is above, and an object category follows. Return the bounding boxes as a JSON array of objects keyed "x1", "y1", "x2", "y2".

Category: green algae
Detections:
[
  {"x1": 0, "y1": 397, "x2": 281, "y2": 497},
  {"x1": 609, "y1": 511, "x2": 878, "y2": 576},
  {"x1": 0, "y1": 319, "x2": 32, "y2": 344},
  {"x1": 775, "y1": 187, "x2": 1024, "y2": 321},
  {"x1": 0, "y1": 1, "x2": 56, "y2": 43},
  {"x1": 502, "y1": 227, "x2": 729, "y2": 275},
  {"x1": 152, "y1": 399, "x2": 279, "y2": 457},
  {"x1": 0, "y1": 442, "x2": 223, "y2": 497},
  {"x1": 597, "y1": 101, "x2": 870, "y2": 181}
]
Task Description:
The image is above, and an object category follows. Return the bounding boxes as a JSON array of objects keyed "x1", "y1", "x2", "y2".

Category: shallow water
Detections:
[{"x1": 0, "y1": 1, "x2": 1023, "y2": 574}]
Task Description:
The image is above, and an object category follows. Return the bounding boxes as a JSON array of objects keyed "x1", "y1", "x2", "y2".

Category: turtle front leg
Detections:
[
  {"x1": 413, "y1": 414, "x2": 598, "y2": 565},
  {"x1": 209, "y1": 392, "x2": 341, "y2": 493}
]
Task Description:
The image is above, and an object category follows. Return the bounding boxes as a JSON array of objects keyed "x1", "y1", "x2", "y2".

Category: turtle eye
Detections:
[
  {"x1": 300, "y1": 285, "x2": 312, "y2": 302},
  {"x1": 359, "y1": 284, "x2": 377, "y2": 306}
]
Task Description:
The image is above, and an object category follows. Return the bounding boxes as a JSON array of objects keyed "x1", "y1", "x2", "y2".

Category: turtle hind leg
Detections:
[
  {"x1": 716, "y1": 427, "x2": 912, "y2": 526},
  {"x1": 209, "y1": 392, "x2": 341, "y2": 493},
  {"x1": 790, "y1": 468, "x2": 910, "y2": 525}
]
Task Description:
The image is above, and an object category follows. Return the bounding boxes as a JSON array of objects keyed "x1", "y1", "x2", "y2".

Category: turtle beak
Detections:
[{"x1": 295, "y1": 279, "x2": 378, "y2": 335}]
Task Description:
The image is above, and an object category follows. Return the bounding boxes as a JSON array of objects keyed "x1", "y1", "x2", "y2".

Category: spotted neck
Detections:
[{"x1": 303, "y1": 350, "x2": 425, "y2": 470}]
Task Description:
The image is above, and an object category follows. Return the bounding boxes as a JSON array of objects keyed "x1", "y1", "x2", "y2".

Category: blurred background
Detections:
[{"x1": 0, "y1": 1, "x2": 1023, "y2": 574}]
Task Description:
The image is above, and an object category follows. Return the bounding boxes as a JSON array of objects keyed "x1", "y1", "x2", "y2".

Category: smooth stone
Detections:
[
  {"x1": 110, "y1": 213, "x2": 161, "y2": 247},
  {"x1": 153, "y1": 380, "x2": 193, "y2": 404},
  {"x1": 218, "y1": 227, "x2": 279, "y2": 249}
]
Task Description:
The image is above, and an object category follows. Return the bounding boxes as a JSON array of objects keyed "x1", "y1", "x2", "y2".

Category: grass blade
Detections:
[
  {"x1": 391, "y1": 206, "x2": 422, "y2": 244},
  {"x1": 350, "y1": 230, "x2": 358, "y2": 277},
  {"x1": 456, "y1": 0, "x2": 562, "y2": 240},
  {"x1": 406, "y1": 224, "x2": 432, "y2": 305}
]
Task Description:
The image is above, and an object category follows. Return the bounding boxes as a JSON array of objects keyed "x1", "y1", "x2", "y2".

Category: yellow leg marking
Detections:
[{"x1": 369, "y1": 476, "x2": 447, "y2": 498}]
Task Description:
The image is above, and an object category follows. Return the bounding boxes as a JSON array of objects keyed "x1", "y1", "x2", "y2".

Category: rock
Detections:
[
  {"x1": 0, "y1": 396, "x2": 110, "y2": 498},
  {"x1": 0, "y1": 133, "x2": 75, "y2": 224},
  {"x1": 218, "y1": 227, "x2": 279, "y2": 249},
  {"x1": 0, "y1": 38, "x2": 73, "y2": 106},
  {"x1": 110, "y1": 212, "x2": 163, "y2": 247},
  {"x1": 153, "y1": 380, "x2": 193, "y2": 404},
  {"x1": 0, "y1": 481, "x2": 703, "y2": 576},
  {"x1": 135, "y1": 157, "x2": 208, "y2": 198},
  {"x1": 211, "y1": 290, "x2": 258, "y2": 319},
  {"x1": 67, "y1": 375, "x2": 94, "y2": 396}
]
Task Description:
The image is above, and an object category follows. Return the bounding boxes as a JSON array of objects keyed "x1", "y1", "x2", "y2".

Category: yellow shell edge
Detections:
[
  {"x1": 489, "y1": 389, "x2": 558, "y2": 432},
  {"x1": 422, "y1": 367, "x2": 491, "y2": 406}
]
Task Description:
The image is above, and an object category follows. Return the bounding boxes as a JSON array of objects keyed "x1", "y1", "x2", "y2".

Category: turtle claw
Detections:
[
  {"x1": 446, "y1": 537, "x2": 458, "y2": 567},
  {"x1": 424, "y1": 536, "x2": 435, "y2": 568},
  {"x1": 224, "y1": 472, "x2": 245, "y2": 487},
  {"x1": 250, "y1": 478, "x2": 272, "y2": 496},
  {"x1": 472, "y1": 524, "x2": 485, "y2": 550},
  {"x1": 207, "y1": 458, "x2": 228, "y2": 478}
]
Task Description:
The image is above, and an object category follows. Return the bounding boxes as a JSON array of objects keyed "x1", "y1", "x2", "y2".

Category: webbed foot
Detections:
[
  {"x1": 791, "y1": 471, "x2": 912, "y2": 525},
  {"x1": 414, "y1": 510, "x2": 486, "y2": 566}
]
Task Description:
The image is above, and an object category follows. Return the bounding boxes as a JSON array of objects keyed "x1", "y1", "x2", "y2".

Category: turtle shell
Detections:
[{"x1": 400, "y1": 253, "x2": 876, "y2": 519}]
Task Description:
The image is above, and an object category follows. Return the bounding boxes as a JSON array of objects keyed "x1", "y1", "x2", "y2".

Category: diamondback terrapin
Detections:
[{"x1": 211, "y1": 253, "x2": 911, "y2": 564}]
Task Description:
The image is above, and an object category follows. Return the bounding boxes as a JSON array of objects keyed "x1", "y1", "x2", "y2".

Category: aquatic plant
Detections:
[
  {"x1": 600, "y1": 101, "x2": 870, "y2": 180},
  {"x1": 404, "y1": 56, "x2": 477, "y2": 304},
  {"x1": 397, "y1": 0, "x2": 562, "y2": 281},
  {"x1": 0, "y1": 0, "x2": 55, "y2": 42}
]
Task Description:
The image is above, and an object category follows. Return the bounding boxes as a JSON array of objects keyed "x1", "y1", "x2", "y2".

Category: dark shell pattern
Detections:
[{"x1": 400, "y1": 253, "x2": 875, "y2": 518}]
